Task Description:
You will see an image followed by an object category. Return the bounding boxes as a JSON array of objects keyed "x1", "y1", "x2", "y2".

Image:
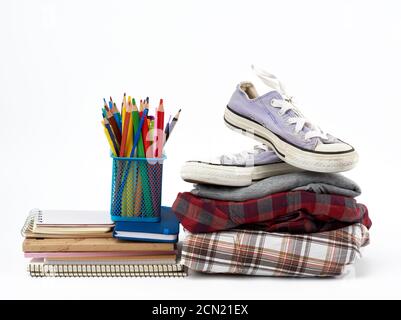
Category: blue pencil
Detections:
[
  {"x1": 130, "y1": 108, "x2": 148, "y2": 157},
  {"x1": 116, "y1": 107, "x2": 149, "y2": 204},
  {"x1": 103, "y1": 118, "x2": 119, "y2": 156}
]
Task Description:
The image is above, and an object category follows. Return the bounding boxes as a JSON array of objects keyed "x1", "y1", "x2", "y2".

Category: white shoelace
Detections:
[
  {"x1": 220, "y1": 145, "x2": 268, "y2": 165},
  {"x1": 252, "y1": 65, "x2": 328, "y2": 140}
]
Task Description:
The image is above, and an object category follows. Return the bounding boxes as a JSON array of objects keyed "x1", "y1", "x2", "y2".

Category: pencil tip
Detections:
[
  {"x1": 110, "y1": 96, "x2": 113, "y2": 101},
  {"x1": 160, "y1": 98, "x2": 163, "y2": 105},
  {"x1": 132, "y1": 98, "x2": 136, "y2": 105},
  {"x1": 124, "y1": 92, "x2": 126, "y2": 97}
]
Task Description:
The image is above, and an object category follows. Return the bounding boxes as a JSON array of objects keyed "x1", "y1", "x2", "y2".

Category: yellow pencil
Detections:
[
  {"x1": 125, "y1": 100, "x2": 134, "y2": 157},
  {"x1": 102, "y1": 124, "x2": 117, "y2": 156},
  {"x1": 122, "y1": 93, "x2": 127, "y2": 128},
  {"x1": 123, "y1": 99, "x2": 135, "y2": 216}
]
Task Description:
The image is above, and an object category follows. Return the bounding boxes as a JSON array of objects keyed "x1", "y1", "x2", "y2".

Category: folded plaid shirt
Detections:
[
  {"x1": 182, "y1": 223, "x2": 369, "y2": 277},
  {"x1": 172, "y1": 191, "x2": 371, "y2": 234}
]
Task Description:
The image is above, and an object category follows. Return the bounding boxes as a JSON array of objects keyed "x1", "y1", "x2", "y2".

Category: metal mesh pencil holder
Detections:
[{"x1": 110, "y1": 156, "x2": 165, "y2": 222}]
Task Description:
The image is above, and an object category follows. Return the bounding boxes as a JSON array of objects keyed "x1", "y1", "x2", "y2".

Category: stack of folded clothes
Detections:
[{"x1": 172, "y1": 66, "x2": 371, "y2": 277}]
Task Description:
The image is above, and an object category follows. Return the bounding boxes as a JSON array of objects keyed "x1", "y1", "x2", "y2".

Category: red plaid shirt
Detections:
[{"x1": 172, "y1": 190, "x2": 371, "y2": 234}]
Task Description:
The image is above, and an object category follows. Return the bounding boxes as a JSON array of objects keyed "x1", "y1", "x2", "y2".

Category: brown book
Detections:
[{"x1": 23, "y1": 238, "x2": 174, "y2": 252}]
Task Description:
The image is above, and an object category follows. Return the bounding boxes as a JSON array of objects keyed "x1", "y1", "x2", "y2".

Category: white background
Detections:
[{"x1": 0, "y1": 0, "x2": 400, "y2": 299}]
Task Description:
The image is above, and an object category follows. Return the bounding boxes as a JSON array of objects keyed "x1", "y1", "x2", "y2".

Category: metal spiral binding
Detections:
[{"x1": 27, "y1": 263, "x2": 187, "y2": 277}]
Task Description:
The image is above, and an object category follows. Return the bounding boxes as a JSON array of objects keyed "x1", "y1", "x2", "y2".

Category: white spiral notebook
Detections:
[
  {"x1": 28, "y1": 258, "x2": 187, "y2": 278},
  {"x1": 22, "y1": 208, "x2": 114, "y2": 236}
]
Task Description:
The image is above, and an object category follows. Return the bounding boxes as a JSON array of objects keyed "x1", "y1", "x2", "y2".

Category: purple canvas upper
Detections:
[
  {"x1": 220, "y1": 145, "x2": 282, "y2": 166},
  {"x1": 227, "y1": 84, "x2": 340, "y2": 151}
]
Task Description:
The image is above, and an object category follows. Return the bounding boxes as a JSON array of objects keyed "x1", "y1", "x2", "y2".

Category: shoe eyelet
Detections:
[{"x1": 270, "y1": 99, "x2": 276, "y2": 107}]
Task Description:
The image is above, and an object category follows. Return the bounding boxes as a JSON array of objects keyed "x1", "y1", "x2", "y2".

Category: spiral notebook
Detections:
[
  {"x1": 28, "y1": 259, "x2": 187, "y2": 277},
  {"x1": 21, "y1": 208, "x2": 114, "y2": 237}
]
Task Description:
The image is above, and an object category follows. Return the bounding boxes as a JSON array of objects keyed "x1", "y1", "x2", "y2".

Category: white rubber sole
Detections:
[
  {"x1": 224, "y1": 107, "x2": 358, "y2": 173},
  {"x1": 181, "y1": 161, "x2": 301, "y2": 187}
]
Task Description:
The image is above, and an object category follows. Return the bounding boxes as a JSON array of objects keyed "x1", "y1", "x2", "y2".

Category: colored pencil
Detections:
[
  {"x1": 142, "y1": 102, "x2": 152, "y2": 158},
  {"x1": 122, "y1": 93, "x2": 127, "y2": 128},
  {"x1": 114, "y1": 102, "x2": 123, "y2": 128},
  {"x1": 102, "y1": 118, "x2": 119, "y2": 155},
  {"x1": 131, "y1": 107, "x2": 148, "y2": 157},
  {"x1": 110, "y1": 101, "x2": 122, "y2": 132},
  {"x1": 107, "y1": 110, "x2": 122, "y2": 144},
  {"x1": 165, "y1": 109, "x2": 181, "y2": 143},
  {"x1": 134, "y1": 107, "x2": 153, "y2": 216},
  {"x1": 130, "y1": 99, "x2": 144, "y2": 158},
  {"x1": 104, "y1": 115, "x2": 123, "y2": 212},
  {"x1": 148, "y1": 116, "x2": 155, "y2": 138},
  {"x1": 164, "y1": 115, "x2": 172, "y2": 141},
  {"x1": 119, "y1": 102, "x2": 131, "y2": 157},
  {"x1": 122, "y1": 98, "x2": 135, "y2": 216},
  {"x1": 102, "y1": 123, "x2": 117, "y2": 156},
  {"x1": 139, "y1": 99, "x2": 144, "y2": 113},
  {"x1": 103, "y1": 98, "x2": 109, "y2": 111},
  {"x1": 125, "y1": 99, "x2": 135, "y2": 157},
  {"x1": 109, "y1": 96, "x2": 123, "y2": 215},
  {"x1": 118, "y1": 106, "x2": 150, "y2": 216},
  {"x1": 154, "y1": 99, "x2": 164, "y2": 158}
]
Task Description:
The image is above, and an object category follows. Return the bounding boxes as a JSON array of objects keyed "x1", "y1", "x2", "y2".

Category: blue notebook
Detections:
[{"x1": 113, "y1": 206, "x2": 180, "y2": 243}]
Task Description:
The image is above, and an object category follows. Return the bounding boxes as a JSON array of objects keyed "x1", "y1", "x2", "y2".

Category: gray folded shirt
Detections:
[{"x1": 191, "y1": 172, "x2": 361, "y2": 201}]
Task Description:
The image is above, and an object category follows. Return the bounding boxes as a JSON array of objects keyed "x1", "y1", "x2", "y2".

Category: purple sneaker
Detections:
[
  {"x1": 181, "y1": 145, "x2": 301, "y2": 186},
  {"x1": 224, "y1": 66, "x2": 358, "y2": 173}
]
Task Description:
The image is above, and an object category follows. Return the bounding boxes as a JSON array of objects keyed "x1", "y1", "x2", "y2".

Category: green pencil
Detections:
[{"x1": 131, "y1": 99, "x2": 145, "y2": 157}]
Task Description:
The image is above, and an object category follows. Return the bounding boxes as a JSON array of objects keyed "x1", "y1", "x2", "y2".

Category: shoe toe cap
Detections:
[{"x1": 315, "y1": 142, "x2": 354, "y2": 153}]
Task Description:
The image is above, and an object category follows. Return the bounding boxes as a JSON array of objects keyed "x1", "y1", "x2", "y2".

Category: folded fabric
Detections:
[
  {"x1": 191, "y1": 172, "x2": 361, "y2": 201},
  {"x1": 172, "y1": 191, "x2": 371, "y2": 234},
  {"x1": 182, "y1": 223, "x2": 369, "y2": 277}
]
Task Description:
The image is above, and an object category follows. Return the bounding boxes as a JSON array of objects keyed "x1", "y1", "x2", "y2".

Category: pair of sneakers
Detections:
[{"x1": 181, "y1": 66, "x2": 358, "y2": 187}]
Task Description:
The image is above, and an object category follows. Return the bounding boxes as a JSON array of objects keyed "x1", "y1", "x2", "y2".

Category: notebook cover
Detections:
[
  {"x1": 114, "y1": 206, "x2": 179, "y2": 237},
  {"x1": 31, "y1": 208, "x2": 114, "y2": 226},
  {"x1": 113, "y1": 232, "x2": 178, "y2": 243},
  {"x1": 22, "y1": 238, "x2": 175, "y2": 252}
]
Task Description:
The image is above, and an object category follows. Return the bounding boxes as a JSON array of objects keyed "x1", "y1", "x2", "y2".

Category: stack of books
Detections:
[{"x1": 22, "y1": 208, "x2": 186, "y2": 277}]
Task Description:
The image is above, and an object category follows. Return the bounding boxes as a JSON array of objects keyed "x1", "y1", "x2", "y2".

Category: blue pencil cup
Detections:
[{"x1": 110, "y1": 156, "x2": 165, "y2": 222}]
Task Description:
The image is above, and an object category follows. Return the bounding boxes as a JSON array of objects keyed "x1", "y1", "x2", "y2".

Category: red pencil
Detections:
[
  {"x1": 155, "y1": 99, "x2": 164, "y2": 158},
  {"x1": 142, "y1": 100, "x2": 152, "y2": 158}
]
